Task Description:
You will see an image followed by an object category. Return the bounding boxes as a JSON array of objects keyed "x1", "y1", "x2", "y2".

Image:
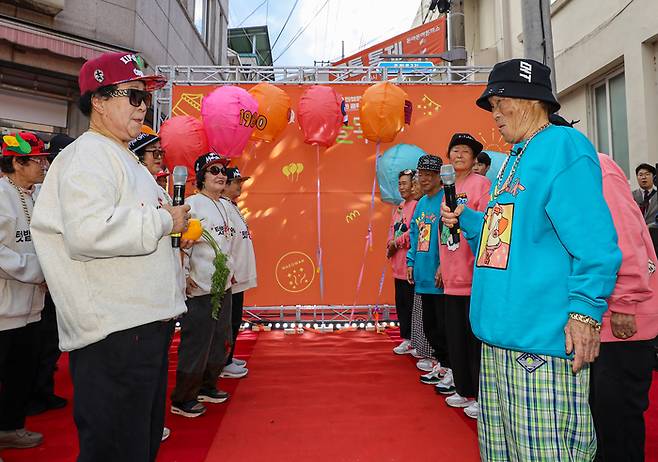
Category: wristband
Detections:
[{"x1": 568, "y1": 312, "x2": 602, "y2": 332}]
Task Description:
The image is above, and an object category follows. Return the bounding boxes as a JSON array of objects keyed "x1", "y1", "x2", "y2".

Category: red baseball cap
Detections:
[
  {"x1": 2, "y1": 132, "x2": 48, "y2": 157},
  {"x1": 78, "y1": 52, "x2": 167, "y2": 94}
]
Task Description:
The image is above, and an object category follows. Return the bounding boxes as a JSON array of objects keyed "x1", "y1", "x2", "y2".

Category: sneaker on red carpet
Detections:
[
  {"x1": 419, "y1": 363, "x2": 444, "y2": 384},
  {"x1": 445, "y1": 393, "x2": 475, "y2": 408},
  {"x1": 171, "y1": 400, "x2": 207, "y2": 418},
  {"x1": 464, "y1": 401, "x2": 479, "y2": 419},
  {"x1": 416, "y1": 358, "x2": 436, "y2": 372},
  {"x1": 393, "y1": 339, "x2": 414, "y2": 355},
  {"x1": 220, "y1": 362, "x2": 248, "y2": 378},
  {"x1": 161, "y1": 427, "x2": 171, "y2": 442},
  {"x1": 0, "y1": 428, "x2": 43, "y2": 448},
  {"x1": 232, "y1": 358, "x2": 247, "y2": 368},
  {"x1": 434, "y1": 369, "x2": 456, "y2": 395},
  {"x1": 198, "y1": 388, "x2": 229, "y2": 404}
]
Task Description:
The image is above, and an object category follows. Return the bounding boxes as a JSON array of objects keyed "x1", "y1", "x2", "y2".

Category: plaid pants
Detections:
[{"x1": 478, "y1": 343, "x2": 596, "y2": 462}]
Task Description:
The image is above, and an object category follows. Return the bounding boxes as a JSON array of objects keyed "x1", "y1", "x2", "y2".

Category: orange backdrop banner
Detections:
[{"x1": 170, "y1": 84, "x2": 509, "y2": 307}]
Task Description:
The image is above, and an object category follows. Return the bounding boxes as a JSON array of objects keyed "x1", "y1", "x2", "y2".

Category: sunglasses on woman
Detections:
[
  {"x1": 207, "y1": 165, "x2": 226, "y2": 176},
  {"x1": 104, "y1": 89, "x2": 152, "y2": 108},
  {"x1": 144, "y1": 148, "x2": 164, "y2": 159}
]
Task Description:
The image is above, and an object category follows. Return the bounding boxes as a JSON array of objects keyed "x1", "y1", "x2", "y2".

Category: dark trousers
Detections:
[
  {"x1": 171, "y1": 291, "x2": 233, "y2": 404},
  {"x1": 590, "y1": 340, "x2": 655, "y2": 462},
  {"x1": 444, "y1": 295, "x2": 481, "y2": 398},
  {"x1": 30, "y1": 294, "x2": 62, "y2": 400},
  {"x1": 69, "y1": 320, "x2": 174, "y2": 462},
  {"x1": 420, "y1": 293, "x2": 450, "y2": 367},
  {"x1": 0, "y1": 322, "x2": 39, "y2": 431},
  {"x1": 394, "y1": 279, "x2": 414, "y2": 340},
  {"x1": 226, "y1": 290, "x2": 244, "y2": 365}
]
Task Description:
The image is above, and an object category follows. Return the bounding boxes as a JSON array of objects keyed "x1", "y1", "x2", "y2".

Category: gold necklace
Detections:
[
  {"x1": 5, "y1": 176, "x2": 33, "y2": 225},
  {"x1": 492, "y1": 123, "x2": 550, "y2": 200}
]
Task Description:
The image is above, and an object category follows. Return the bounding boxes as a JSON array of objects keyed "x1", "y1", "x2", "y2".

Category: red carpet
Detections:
[{"x1": 3, "y1": 330, "x2": 658, "y2": 462}]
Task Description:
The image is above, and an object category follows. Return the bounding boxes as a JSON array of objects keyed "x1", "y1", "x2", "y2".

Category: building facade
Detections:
[
  {"x1": 414, "y1": 0, "x2": 658, "y2": 181},
  {"x1": 0, "y1": 0, "x2": 229, "y2": 137}
]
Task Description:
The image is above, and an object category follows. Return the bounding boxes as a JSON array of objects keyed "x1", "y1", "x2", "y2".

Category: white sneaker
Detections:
[
  {"x1": 419, "y1": 363, "x2": 444, "y2": 384},
  {"x1": 411, "y1": 349, "x2": 422, "y2": 358},
  {"x1": 232, "y1": 358, "x2": 247, "y2": 368},
  {"x1": 161, "y1": 427, "x2": 171, "y2": 442},
  {"x1": 220, "y1": 362, "x2": 248, "y2": 378},
  {"x1": 445, "y1": 393, "x2": 476, "y2": 408},
  {"x1": 416, "y1": 358, "x2": 437, "y2": 372},
  {"x1": 434, "y1": 368, "x2": 456, "y2": 395},
  {"x1": 464, "y1": 401, "x2": 479, "y2": 419},
  {"x1": 393, "y1": 340, "x2": 413, "y2": 355}
]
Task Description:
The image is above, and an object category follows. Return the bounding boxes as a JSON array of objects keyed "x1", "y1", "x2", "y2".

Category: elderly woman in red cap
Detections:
[
  {"x1": 442, "y1": 59, "x2": 621, "y2": 460},
  {"x1": 0, "y1": 132, "x2": 49, "y2": 452},
  {"x1": 31, "y1": 52, "x2": 191, "y2": 462}
]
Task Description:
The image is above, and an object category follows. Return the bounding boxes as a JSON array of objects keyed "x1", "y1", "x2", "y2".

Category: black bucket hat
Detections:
[
  {"x1": 476, "y1": 59, "x2": 560, "y2": 114},
  {"x1": 448, "y1": 133, "x2": 483, "y2": 156}
]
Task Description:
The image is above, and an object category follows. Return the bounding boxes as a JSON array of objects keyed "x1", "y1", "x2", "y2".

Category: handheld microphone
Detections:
[
  {"x1": 440, "y1": 164, "x2": 460, "y2": 250},
  {"x1": 171, "y1": 166, "x2": 188, "y2": 248}
]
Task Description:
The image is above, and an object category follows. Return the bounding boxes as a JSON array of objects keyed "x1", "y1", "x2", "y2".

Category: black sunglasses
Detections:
[
  {"x1": 207, "y1": 165, "x2": 226, "y2": 176},
  {"x1": 144, "y1": 148, "x2": 164, "y2": 159},
  {"x1": 104, "y1": 89, "x2": 152, "y2": 108}
]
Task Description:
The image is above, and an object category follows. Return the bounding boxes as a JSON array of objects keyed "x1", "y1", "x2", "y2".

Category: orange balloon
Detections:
[
  {"x1": 248, "y1": 83, "x2": 291, "y2": 143},
  {"x1": 359, "y1": 82, "x2": 409, "y2": 143}
]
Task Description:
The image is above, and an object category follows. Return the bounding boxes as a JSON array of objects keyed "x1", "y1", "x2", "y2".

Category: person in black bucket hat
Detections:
[
  {"x1": 476, "y1": 58, "x2": 560, "y2": 114},
  {"x1": 441, "y1": 58, "x2": 622, "y2": 461}
]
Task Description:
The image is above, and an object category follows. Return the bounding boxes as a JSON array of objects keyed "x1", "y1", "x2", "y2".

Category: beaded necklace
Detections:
[
  {"x1": 6, "y1": 176, "x2": 33, "y2": 225},
  {"x1": 491, "y1": 123, "x2": 550, "y2": 200}
]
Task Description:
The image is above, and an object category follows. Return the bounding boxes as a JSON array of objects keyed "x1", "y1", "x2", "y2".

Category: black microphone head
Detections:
[
  {"x1": 172, "y1": 166, "x2": 188, "y2": 186},
  {"x1": 440, "y1": 164, "x2": 456, "y2": 186}
]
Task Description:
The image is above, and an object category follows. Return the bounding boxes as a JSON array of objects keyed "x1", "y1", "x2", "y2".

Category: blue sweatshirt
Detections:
[
  {"x1": 460, "y1": 125, "x2": 621, "y2": 358},
  {"x1": 407, "y1": 190, "x2": 444, "y2": 295}
]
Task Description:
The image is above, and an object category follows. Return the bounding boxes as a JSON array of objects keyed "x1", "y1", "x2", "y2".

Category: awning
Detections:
[{"x1": 0, "y1": 18, "x2": 132, "y2": 61}]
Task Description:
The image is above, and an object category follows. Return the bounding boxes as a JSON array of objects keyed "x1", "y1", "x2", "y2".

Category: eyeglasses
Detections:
[
  {"x1": 104, "y1": 89, "x2": 152, "y2": 108},
  {"x1": 28, "y1": 157, "x2": 49, "y2": 166},
  {"x1": 207, "y1": 165, "x2": 226, "y2": 176},
  {"x1": 144, "y1": 148, "x2": 164, "y2": 159}
]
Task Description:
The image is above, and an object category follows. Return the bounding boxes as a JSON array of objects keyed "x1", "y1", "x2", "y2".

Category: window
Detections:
[
  {"x1": 194, "y1": 0, "x2": 208, "y2": 38},
  {"x1": 592, "y1": 70, "x2": 629, "y2": 176}
]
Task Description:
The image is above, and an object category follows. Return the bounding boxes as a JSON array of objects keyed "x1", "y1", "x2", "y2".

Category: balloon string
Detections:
[
  {"x1": 350, "y1": 142, "x2": 382, "y2": 322},
  {"x1": 316, "y1": 145, "x2": 324, "y2": 301}
]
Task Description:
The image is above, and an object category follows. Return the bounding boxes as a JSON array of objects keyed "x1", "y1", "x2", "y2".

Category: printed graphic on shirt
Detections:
[
  {"x1": 476, "y1": 203, "x2": 514, "y2": 270},
  {"x1": 393, "y1": 207, "x2": 408, "y2": 239},
  {"x1": 456, "y1": 193, "x2": 468, "y2": 206},
  {"x1": 15, "y1": 229, "x2": 32, "y2": 243},
  {"x1": 417, "y1": 222, "x2": 431, "y2": 252}
]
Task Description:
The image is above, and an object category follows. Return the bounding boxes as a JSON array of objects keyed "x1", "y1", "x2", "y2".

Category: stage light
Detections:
[
  {"x1": 366, "y1": 322, "x2": 373, "y2": 328},
  {"x1": 244, "y1": 322, "x2": 251, "y2": 328},
  {"x1": 268, "y1": 323, "x2": 273, "y2": 328},
  {"x1": 313, "y1": 323, "x2": 319, "y2": 329},
  {"x1": 335, "y1": 323, "x2": 342, "y2": 329},
  {"x1": 283, "y1": 323, "x2": 289, "y2": 328},
  {"x1": 359, "y1": 323, "x2": 365, "y2": 329},
  {"x1": 175, "y1": 321, "x2": 181, "y2": 328},
  {"x1": 275, "y1": 323, "x2": 281, "y2": 329},
  {"x1": 305, "y1": 323, "x2": 311, "y2": 328},
  {"x1": 290, "y1": 322, "x2": 296, "y2": 328},
  {"x1": 389, "y1": 322, "x2": 396, "y2": 327},
  {"x1": 351, "y1": 323, "x2": 357, "y2": 328}
]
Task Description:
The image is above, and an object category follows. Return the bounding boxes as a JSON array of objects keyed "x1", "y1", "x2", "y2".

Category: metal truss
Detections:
[
  {"x1": 242, "y1": 304, "x2": 395, "y2": 324},
  {"x1": 152, "y1": 64, "x2": 491, "y2": 127}
]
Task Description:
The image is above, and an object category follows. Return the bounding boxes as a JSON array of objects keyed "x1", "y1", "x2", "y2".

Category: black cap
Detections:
[
  {"x1": 476, "y1": 152, "x2": 491, "y2": 166},
  {"x1": 128, "y1": 133, "x2": 159, "y2": 158},
  {"x1": 417, "y1": 154, "x2": 442, "y2": 172},
  {"x1": 635, "y1": 163, "x2": 656, "y2": 176},
  {"x1": 226, "y1": 167, "x2": 250, "y2": 182},
  {"x1": 194, "y1": 152, "x2": 229, "y2": 174},
  {"x1": 47, "y1": 134, "x2": 75, "y2": 157},
  {"x1": 448, "y1": 133, "x2": 483, "y2": 156},
  {"x1": 476, "y1": 59, "x2": 560, "y2": 114}
]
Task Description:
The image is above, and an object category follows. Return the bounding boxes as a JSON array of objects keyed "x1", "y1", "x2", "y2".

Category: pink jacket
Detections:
[
  {"x1": 388, "y1": 199, "x2": 417, "y2": 280},
  {"x1": 439, "y1": 172, "x2": 491, "y2": 295},
  {"x1": 598, "y1": 154, "x2": 658, "y2": 342}
]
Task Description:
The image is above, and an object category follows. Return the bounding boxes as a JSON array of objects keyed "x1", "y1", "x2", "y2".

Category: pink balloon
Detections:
[
  {"x1": 298, "y1": 86, "x2": 344, "y2": 148},
  {"x1": 160, "y1": 116, "x2": 208, "y2": 174},
  {"x1": 201, "y1": 86, "x2": 259, "y2": 158}
]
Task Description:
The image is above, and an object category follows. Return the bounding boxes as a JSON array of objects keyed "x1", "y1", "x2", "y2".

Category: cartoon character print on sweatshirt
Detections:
[
  {"x1": 393, "y1": 205, "x2": 409, "y2": 240},
  {"x1": 440, "y1": 193, "x2": 468, "y2": 246},
  {"x1": 476, "y1": 203, "x2": 514, "y2": 270},
  {"x1": 415, "y1": 211, "x2": 437, "y2": 252}
]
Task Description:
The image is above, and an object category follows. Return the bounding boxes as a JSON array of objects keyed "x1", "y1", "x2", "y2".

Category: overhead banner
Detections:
[
  {"x1": 171, "y1": 83, "x2": 509, "y2": 308},
  {"x1": 331, "y1": 17, "x2": 446, "y2": 79}
]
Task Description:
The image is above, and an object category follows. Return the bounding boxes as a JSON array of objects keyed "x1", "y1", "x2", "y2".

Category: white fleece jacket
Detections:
[
  {"x1": 0, "y1": 177, "x2": 45, "y2": 331},
  {"x1": 220, "y1": 198, "x2": 257, "y2": 294},
  {"x1": 30, "y1": 131, "x2": 187, "y2": 351},
  {"x1": 185, "y1": 193, "x2": 235, "y2": 297}
]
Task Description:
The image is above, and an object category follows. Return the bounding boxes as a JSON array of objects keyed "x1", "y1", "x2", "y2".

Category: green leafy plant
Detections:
[{"x1": 201, "y1": 229, "x2": 230, "y2": 320}]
